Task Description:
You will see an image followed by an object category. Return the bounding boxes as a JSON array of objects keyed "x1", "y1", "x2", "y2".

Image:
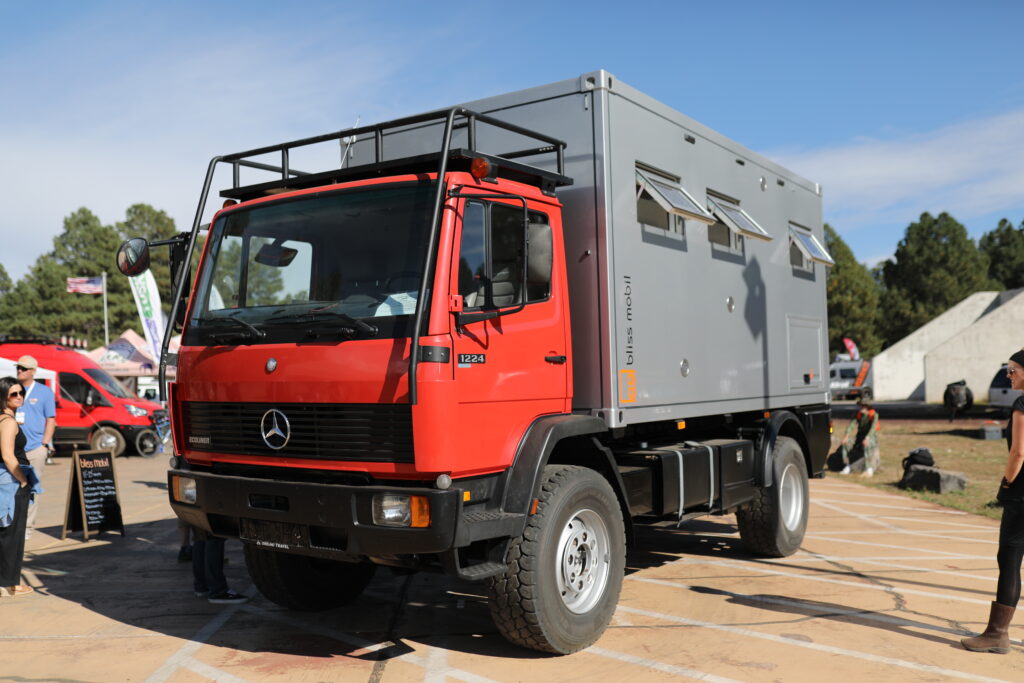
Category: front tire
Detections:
[
  {"x1": 134, "y1": 428, "x2": 160, "y2": 457},
  {"x1": 487, "y1": 465, "x2": 626, "y2": 654},
  {"x1": 736, "y1": 436, "x2": 808, "y2": 557},
  {"x1": 243, "y1": 545, "x2": 376, "y2": 611},
  {"x1": 90, "y1": 426, "x2": 126, "y2": 457}
]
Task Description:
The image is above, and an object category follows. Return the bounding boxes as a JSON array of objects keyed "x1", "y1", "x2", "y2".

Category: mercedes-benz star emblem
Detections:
[
  {"x1": 266, "y1": 358, "x2": 278, "y2": 373},
  {"x1": 260, "y1": 409, "x2": 290, "y2": 450}
]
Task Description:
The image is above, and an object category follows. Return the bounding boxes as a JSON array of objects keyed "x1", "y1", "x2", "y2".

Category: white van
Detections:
[
  {"x1": 988, "y1": 364, "x2": 1022, "y2": 413},
  {"x1": 830, "y1": 359, "x2": 873, "y2": 400}
]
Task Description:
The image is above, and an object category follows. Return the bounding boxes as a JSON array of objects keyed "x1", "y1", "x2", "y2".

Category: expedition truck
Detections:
[{"x1": 117, "y1": 70, "x2": 833, "y2": 654}]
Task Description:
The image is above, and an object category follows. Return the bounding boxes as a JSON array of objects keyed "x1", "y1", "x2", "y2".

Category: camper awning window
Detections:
[
  {"x1": 789, "y1": 224, "x2": 835, "y2": 266},
  {"x1": 635, "y1": 170, "x2": 715, "y2": 224},
  {"x1": 707, "y1": 196, "x2": 772, "y2": 241}
]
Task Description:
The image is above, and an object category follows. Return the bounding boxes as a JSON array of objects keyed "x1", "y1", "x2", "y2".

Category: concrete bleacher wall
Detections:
[
  {"x1": 872, "y1": 291, "x2": 997, "y2": 400},
  {"x1": 924, "y1": 290, "x2": 1024, "y2": 403}
]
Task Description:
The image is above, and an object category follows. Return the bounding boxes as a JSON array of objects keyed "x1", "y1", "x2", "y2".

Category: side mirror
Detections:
[{"x1": 116, "y1": 238, "x2": 151, "y2": 276}]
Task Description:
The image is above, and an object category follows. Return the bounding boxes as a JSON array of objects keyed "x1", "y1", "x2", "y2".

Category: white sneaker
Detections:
[
  {"x1": 840, "y1": 465, "x2": 851, "y2": 474},
  {"x1": 865, "y1": 468, "x2": 875, "y2": 477}
]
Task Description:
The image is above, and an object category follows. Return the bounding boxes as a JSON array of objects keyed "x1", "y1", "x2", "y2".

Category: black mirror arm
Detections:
[{"x1": 158, "y1": 156, "x2": 222, "y2": 402}]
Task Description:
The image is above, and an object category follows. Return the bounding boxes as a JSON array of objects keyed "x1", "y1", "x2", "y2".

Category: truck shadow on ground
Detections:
[
  {"x1": 31, "y1": 513, "x2": 992, "y2": 664},
  {"x1": 685, "y1": 585, "x2": 988, "y2": 650}
]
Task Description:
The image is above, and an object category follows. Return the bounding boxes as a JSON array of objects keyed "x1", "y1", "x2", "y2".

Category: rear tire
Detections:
[
  {"x1": 487, "y1": 465, "x2": 626, "y2": 654},
  {"x1": 90, "y1": 426, "x2": 126, "y2": 457},
  {"x1": 737, "y1": 436, "x2": 808, "y2": 557},
  {"x1": 243, "y1": 545, "x2": 376, "y2": 611}
]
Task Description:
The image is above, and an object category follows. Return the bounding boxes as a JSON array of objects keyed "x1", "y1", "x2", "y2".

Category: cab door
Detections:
[{"x1": 449, "y1": 197, "x2": 569, "y2": 469}]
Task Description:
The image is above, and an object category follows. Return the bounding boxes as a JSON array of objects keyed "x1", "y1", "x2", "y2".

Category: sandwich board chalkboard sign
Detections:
[{"x1": 61, "y1": 448, "x2": 125, "y2": 540}]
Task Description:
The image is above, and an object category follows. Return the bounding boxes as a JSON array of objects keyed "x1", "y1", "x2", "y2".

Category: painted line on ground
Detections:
[
  {"x1": 615, "y1": 605, "x2": 1011, "y2": 683},
  {"x1": 805, "y1": 534, "x2": 996, "y2": 555},
  {"x1": 671, "y1": 558, "x2": 992, "y2": 606},
  {"x1": 628, "y1": 576, "x2": 974, "y2": 636},
  {"x1": 588, "y1": 646, "x2": 742, "y2": 683},
  {"x1": 805, "y1": 528, "x2": 996, "y2": 535},
  {"x1": 240, "y1": 604, "x2": 500, "y2": 683},
  {"x1": 814, "y1": 498, "x2": 968, "y2": 513},
  {"x1": 142, "y1": 587, "x2": 256, "y2": 683},
  {"x1": 778, "y1": 554, "x2": 993, "y2": 563},
  {"x1": 183, "y1": 657, "x2": 249, "y2": 683}
]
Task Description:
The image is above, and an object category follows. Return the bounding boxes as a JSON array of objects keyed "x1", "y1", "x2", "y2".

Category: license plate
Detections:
[{"x1": 239, "y1": 518, "x2": 309, "y2": 550}]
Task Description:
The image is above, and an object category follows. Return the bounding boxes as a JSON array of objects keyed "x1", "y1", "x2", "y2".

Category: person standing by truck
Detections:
[
  {"x1": 961, "y1": 349, "x2": 1024, "y2": 653},
  {"x1": 0, "y1": 376, "x2": 34, "y2": 595},
  {"x1": 15, "y1": 356, "x2": 55, "y2": 537},
  {"x1": 838, "y1": 397, "x2": 880, "y2": 476}
]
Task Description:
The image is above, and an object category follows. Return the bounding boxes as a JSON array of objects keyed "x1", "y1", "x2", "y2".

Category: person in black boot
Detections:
[{"x1": 961, "y1": 349, "x2": 1024, "y2": 654}]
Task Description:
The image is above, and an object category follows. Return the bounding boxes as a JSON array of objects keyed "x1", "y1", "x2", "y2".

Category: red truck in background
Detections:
[
  {"x1": 116, "y1": 72, "x2": 831, "y2": 654},
  {"x1": 0, "y1": 339, "x2": 166, "y2": 456}
]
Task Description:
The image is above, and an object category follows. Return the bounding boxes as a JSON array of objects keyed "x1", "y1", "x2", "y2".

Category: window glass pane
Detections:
[
  {"x1": 84, "y1": 368, "x2": 131, "y2": 399},
  {"x1": 59, "y1": 372, "x2": 90, "y2": 404},
  {"x1": 246, "y1": 238, "x2": 313, "y2": 306},
  {"x1": 790, "y1": 241, "x2": 807, "y2": 268},
  {"x1": 458, "y1": 202, "x2": 487, "y2": 305},
  {"x1": 708, "y1": 197, "x2": 772, "y2": 240},
  {"x1": 789, "y1": 226, "x2": 835, "y2": 265},
  {"x1": 637, "y1": 187, "x2": 669, "y2": 229},
  {"x1": 490, "y1": 203, "x2": 525, "y2": 307},
  {"x1": 636, "y1": 170, "x2": 714, "y2": 223}
]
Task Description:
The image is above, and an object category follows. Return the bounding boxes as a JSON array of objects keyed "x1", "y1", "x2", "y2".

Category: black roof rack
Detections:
[{"x1": 219, "y1": 108, "x2": 572, "y2": 201}]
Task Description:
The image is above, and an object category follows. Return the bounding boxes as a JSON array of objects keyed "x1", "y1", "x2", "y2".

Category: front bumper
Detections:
[{"x1": 169, "y1": 469, "x2": 465, "y2": 559}]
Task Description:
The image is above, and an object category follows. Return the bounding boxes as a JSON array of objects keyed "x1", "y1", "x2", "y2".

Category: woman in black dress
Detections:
[
  {"x1": 961, "y1": 350, "x2": 1024, "y2": 653},
  {"x1": 0, "y1": 375, "x2": 33, "y2": 596}
]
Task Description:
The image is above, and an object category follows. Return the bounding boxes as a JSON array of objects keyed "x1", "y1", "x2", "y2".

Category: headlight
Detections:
[
  {"x1": 171, "y1": 475, "x2": 197, "y2": 504},
  {"x1": 126, "y1": 404, "x2": 149, "y2": 417},
  {"x1": 372, "y1": 493, "x2": 430, "y2": 527}
]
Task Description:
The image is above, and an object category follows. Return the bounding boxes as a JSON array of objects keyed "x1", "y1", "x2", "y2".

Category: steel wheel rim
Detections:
[
  {"x1": 778, "y1": 462, "x2": 804, "y2": 531},
  {"x1": 96, "y1": 431, "x2": 118, "y2": 450},
  {"x1": 555, "y1": 508, "x2": 611, "y2": 614}
]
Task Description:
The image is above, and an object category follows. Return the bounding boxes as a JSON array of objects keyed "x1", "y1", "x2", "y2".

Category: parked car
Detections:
[
  {"x1": 0, "y1": 339, "x2": 166, "y2": 456},
  {"x1": 989, "y1": 364, "x2": 1022, "y2": 414},
  {"x1": 830, "y1": 359, "x2": 873, "y2": 400}
]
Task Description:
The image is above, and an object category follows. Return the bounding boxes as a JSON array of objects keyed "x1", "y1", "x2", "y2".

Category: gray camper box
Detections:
[{"x1": 345, "y1": 70, "x2": 833, "y2": 429}]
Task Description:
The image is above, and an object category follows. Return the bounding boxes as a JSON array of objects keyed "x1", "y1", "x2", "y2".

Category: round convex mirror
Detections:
[{"x1": 116, "y1": 237, "x2": 151, "y2": 276}]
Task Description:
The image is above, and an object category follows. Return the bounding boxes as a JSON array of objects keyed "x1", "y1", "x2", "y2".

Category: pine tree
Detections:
[
  {"x1": 979, "y1": 218, "x2": 1024, "y2": 289},
  {"x1": 879, "y1": 212, "x2": 996, "y2": 346},
  {"x1": 824, "y1": 224, "x2": 882, "y2": 358}
]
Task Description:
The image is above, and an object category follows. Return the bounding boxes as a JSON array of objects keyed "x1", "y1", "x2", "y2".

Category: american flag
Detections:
[{"x1": 66, "y1": 276, "x2": 104, "y2": 295}]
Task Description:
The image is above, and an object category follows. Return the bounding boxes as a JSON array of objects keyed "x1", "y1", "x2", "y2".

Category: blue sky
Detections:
[{"x1": 2, "y1": 1, "x2": 1023, "y2": 280}]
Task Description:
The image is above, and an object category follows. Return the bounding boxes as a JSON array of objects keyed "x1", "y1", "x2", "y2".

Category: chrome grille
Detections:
[{"x1": 181, "y1": 402, "x2": 414, "y2": 462}]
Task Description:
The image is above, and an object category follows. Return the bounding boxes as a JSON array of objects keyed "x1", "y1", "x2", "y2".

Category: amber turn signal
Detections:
[{"x1": 469, "y1": 157, "x2": 492, "y2": 180}]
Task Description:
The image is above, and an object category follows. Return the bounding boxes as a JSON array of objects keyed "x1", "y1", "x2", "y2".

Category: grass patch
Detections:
[{"x1": 828, "y1": 417, "x2": 1007, "y2": 520}]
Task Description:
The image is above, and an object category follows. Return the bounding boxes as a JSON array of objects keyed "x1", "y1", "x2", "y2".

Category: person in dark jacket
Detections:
[
  {"x1": 0, "y1": 376, "x2": 34, "y2": 596},
  {"x1": 961, "y1": 349, "x2": 1024, "y2": 653}
]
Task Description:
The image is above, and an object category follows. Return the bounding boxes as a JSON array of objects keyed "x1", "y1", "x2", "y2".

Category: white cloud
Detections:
[
  {"x1": 767, "y1": 108, "x2": 1024, "y2": 234},
  {"x1": 0, "y1": 11, "x2": 451, "y2": 280}
]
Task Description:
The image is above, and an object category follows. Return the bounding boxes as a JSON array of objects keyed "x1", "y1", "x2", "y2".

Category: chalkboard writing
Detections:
[{"x1": 61, "y1": 449, "x2": 125, "y2": 540}]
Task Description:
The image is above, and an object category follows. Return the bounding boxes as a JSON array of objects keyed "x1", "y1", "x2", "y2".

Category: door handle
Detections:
[{"x1": 545, "y1": 355, "x2": 567, "y2": 364}]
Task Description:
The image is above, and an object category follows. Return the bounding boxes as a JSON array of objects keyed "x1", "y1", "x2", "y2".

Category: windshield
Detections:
[
  {"x1": 84, "y1": 368, "x2": 134, "y2": 399},
  {"x1": 186, "y1": 183, "x2": 435, "y2": 344}
]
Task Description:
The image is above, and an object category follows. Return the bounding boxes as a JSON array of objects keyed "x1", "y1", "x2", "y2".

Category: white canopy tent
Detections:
[{"x1": 0, "y1": 357, "x2": 57, "y2": 381}]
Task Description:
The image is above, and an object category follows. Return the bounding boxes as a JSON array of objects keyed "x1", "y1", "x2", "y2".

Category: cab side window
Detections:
[
  {"x1": 59, "y1": 372, "x2": 91, "y2": 405},
  {"x1": 457, "y1": 201, "x2": 550, "y2": 309}
]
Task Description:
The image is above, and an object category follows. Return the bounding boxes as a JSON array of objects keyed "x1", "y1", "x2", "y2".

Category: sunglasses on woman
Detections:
[{"x1": 7, "y1": 389, "x2": 24, "y2": 398}]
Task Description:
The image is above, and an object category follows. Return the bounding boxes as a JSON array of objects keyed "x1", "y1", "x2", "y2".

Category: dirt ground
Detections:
[{"x1": 830, "y1": 407, "x2": 1010, "y2": 520}]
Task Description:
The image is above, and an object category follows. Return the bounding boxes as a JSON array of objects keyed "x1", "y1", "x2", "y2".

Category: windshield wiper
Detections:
[
  {"x1": 199, "y1": 313, "x2": 267, "y2": 342},
  {"x1": 265, "y1": 310, "x2": 379, "y2": 336}
]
